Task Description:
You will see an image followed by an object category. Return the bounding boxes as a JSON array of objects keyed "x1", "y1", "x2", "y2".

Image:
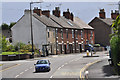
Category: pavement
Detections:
[{"x1": 86, "y1": 58, "x2": 120, "y2": 80}]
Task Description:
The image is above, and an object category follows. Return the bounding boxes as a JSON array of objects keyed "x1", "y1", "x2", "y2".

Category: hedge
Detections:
[
  {"x1": 110, "y1": 36, "x2": 120, "y2": 75},
  {"x1": 1, "y1": 52, "x2": 24, "y2": 55}
]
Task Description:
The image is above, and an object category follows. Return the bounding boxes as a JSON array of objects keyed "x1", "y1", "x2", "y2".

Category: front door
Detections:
[
  {"x1": 79, "y1": 44, "x2": 82, "y2": 52},
  {"x1": 64, "y1": 45, "x2": 67, "y2": 54}
]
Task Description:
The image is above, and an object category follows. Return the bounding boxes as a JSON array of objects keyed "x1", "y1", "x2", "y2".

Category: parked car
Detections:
[
  {"x1": 34, "y1": 60, "x2": 51, "y2": 72},
  {"x1": 85, "y1": 44, "x2": 94, "y2": 52}
]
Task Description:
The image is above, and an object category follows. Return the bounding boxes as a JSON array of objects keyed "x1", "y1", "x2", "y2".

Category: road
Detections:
[{"x1": 0, "y1": 51, "x2": 109, "y2": 79}]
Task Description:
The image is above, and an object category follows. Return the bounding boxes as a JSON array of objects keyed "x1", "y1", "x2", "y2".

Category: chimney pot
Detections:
[
  {"x1": 42, "y1": 10, "x2": 50, "y2": 17},
  {"x1": 52, "y1": 7, "x2": 60, "y2": 17},
  {"x1": 111, "y1": 10, "x2": 119, "y2": 19},
  {"x1": 99, "y1": 9, "x2": 106, "y2": 19},
  {"x1": 67, "y1": 9, "x2": 69, "y2": 12},
  {"x1": 63, "y1": 9, "x2": 74, "y2": 21},
  {"x1": 111, "y1": 10, "x2": 113, "y2": 13},
  {"x1": 33, "y1": 7, "x2": 42, "y2": 16}
]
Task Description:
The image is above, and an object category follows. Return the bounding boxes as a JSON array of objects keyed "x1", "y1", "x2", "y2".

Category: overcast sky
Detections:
[{"x1": 1, "y1": 1, "x2": 119, "y2": 25}]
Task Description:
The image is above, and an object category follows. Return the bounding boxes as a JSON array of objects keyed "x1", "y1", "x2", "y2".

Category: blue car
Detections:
[{"x1": 34, "y1": 60, "x2": 51, "y2": 72}]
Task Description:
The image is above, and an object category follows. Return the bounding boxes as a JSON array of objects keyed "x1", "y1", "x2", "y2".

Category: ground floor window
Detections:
[
  {"x1": 62, "y1": 43, "x2": 64, "y2": 51},
  {"x1": 67, "y1": 43, "x2": 69, "y2": 50}
]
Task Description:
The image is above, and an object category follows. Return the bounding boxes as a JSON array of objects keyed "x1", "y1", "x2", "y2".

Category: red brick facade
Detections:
[{"x1": 33, "y1": 7, "x2": 95, "y2": 54}]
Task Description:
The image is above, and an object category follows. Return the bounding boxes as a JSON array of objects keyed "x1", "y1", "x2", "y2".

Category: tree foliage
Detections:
[
  {"x1": 112, "y1": 15, "x2": 120, "y2": 37},
  {"x1": 0, "y1": 22, "x2": 16, "y2": 30},
  {"x1": 1, "y1": 23, "x2": 9, "y2": 30},
  {"x1": 9, "y1": 22, "x2": 16, "y2": 29},
  {"x1": 0, "y1": 35, "x2": 9, "y2": 52},
  {"x1": 111, "y1": 15, "x2": 120, "y2": 75}
]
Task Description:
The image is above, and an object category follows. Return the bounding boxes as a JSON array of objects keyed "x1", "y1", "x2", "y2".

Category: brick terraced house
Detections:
[
  {"x1": 12, "y1": 7, "x2": 94, "y2": 55},
  {"x1": 89, "y1": 9, "x2": 117, "y2": 47}
]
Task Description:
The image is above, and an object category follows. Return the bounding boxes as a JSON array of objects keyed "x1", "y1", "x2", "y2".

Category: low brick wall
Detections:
[{"x1": 0, "y1": 54, "x2": 32, "y2": 61}]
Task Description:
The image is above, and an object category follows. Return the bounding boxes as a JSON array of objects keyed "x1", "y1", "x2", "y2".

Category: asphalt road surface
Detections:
[{"x1": 0, "y1": 51, "x2": 109, "y2": 79}]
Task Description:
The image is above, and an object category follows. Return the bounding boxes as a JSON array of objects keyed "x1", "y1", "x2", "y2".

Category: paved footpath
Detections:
[{"x1": 87, "y1": 58, "x2": 120, "y2": 80}]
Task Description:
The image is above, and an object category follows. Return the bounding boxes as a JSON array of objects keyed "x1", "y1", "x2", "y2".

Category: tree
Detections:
[
  {"x1": 112, "y1": 15, "x2": 120, "y2": 37},
  {"x1": 111, "y1": 15, "x2": 120, "y2": 75},
  {"x1": 1, "y1": 23, "x2": 9, "y2": 30},
  {"x1": 1, "y1": 35, "x2": 8, "y2": 52},
  {"x1": 9, "y1": 22, "x2": 16, "y2": 29}
]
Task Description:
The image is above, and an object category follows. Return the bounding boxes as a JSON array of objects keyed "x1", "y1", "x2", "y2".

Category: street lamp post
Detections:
[
  {"x1": 30, "y1": 1, "x2": 42, "y2": 57},
  {"x1": 30, "y1": 2, "x2": 34, "y2": 56}
]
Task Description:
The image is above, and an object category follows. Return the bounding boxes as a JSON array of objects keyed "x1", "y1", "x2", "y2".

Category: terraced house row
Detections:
[{"x1": 11, "y1": 7, "x2": 94, "y2": 55}]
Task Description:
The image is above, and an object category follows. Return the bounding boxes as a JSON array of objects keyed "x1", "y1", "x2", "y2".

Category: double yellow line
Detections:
[
  {"x1": 0, "y1": 64, "x2": 20, "y2": 72},
  {"x1": 80, "y1": 60, "x2": 101, "y2": 80}
]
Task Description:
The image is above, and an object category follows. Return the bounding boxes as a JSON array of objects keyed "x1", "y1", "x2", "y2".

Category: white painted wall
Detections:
[{"x1": 11, "y1": 10, "x2": 47, "y2": 50}]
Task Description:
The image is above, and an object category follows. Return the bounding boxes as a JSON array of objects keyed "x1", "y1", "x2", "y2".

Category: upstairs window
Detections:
[
  {"x1": 56, "y1": 28, "x2": 58, "y2": 38},
  {"x1": 66, "y1": 29, "x2": 68, "y2": 39},
  {"x1": 75, "y1": 30, "x2": 78, "y2": 39},
  {"x1": 47, "y1": 28, "x2": 50, "y2": 38},
  {"x1": 91, "y1": 31, "x2": 93, "y2": 37},
  {"x1": 81, "y1": 30, "x2": 83, "y2": 39},
  {"x1": 53, "y1": 29, "x2": 55, "y2": 38}
]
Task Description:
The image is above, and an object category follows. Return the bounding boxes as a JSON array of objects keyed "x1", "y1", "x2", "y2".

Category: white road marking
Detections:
[
  {"x1": 57, "y1": 67, "x2": 62, "y2": 70},
  {"x1": 50, "y1": 75, "x2": 53, "y2": 78},
  {"x1": 52, "y1": 55, "x2": 58, "y2": 57},
  {"x1": 61, "y1": 65, "x2": 64, "y2": 67},
  {"x1": 75, "y1": 58, "x2": 79, "y2": 61},
  {"x1": 20, "y1": 72, "x2": 24, "y2": 75},
  {"x1": 15, "y1": 75, "x2": 19, "y2": 78},
  {"x1": 25, "y1": 69, "x2": 29, "y2": 71}
]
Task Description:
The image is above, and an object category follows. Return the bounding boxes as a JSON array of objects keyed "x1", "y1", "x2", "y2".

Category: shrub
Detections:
[
  {"x1": 2, "y1": 36, "x2": 8, "y2": 52},
  {"x1": 110, "y1": 35, "x2": 120, "y2": 75}
]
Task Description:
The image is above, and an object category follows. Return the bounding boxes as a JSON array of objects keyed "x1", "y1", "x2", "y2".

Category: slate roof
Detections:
[
  {"x1": 33, "y1": 13, "x2": 62, "y2": 28},
  {"x1": 60, "y1": 16, "x2": 82, "y2": 29},
  {"x1": 49, "y1": 15, "x2": 77, "y2": 29},
  {"x1": 74, "y1": 17, "x2": 94, "y2": 29},
  {"x1": 99, "y1": 17, "x2": 113, "y2": 26}
]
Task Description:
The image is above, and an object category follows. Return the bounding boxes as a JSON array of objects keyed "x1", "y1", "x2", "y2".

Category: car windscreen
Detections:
[{"x1": 37, "y1": 60, "x2": 48, "y2": 64}]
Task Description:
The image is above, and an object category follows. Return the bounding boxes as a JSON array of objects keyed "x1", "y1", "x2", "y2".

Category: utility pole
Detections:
[{"x1": 30, "y1": 1, "x2": 43, "y2": 57}]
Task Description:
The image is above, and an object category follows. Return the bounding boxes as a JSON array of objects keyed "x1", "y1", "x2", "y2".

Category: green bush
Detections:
[
  {"x1": 2, "y1": 36, "x2": 9, "y2": 52},
  {"x1": 110, "y1": 36, "x2": 120, "y2": 75}
]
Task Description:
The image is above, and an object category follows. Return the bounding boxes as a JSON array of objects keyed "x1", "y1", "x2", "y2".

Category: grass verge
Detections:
[{"x1": 1, "y1": 52, "x2": 24, "y2": 55}]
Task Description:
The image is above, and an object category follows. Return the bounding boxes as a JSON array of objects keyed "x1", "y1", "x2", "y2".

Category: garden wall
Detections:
[{"x1": 0, "y1": 54, "x2": 33, "y2": 61}]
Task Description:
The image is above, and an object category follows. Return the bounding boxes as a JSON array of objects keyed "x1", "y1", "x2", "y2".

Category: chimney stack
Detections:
[
  {"x1": 33, "y1": 7, "x2": 42, "y2": 16},
  {"x1": 42, "y1": 10, "x2": 50, "y2": 17},
  {"x1": 111, "y1": 10, "x2": 119, "y2": 19},
  {"x1": 99, "y1": 9, "x2": 106, "y2": 19},
  {"x1": 52, "y1": 7, "x2": 61, "y2": 17},
  {"x1": 63, "y1": 9, "x2": 74, "y2": 21}
]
